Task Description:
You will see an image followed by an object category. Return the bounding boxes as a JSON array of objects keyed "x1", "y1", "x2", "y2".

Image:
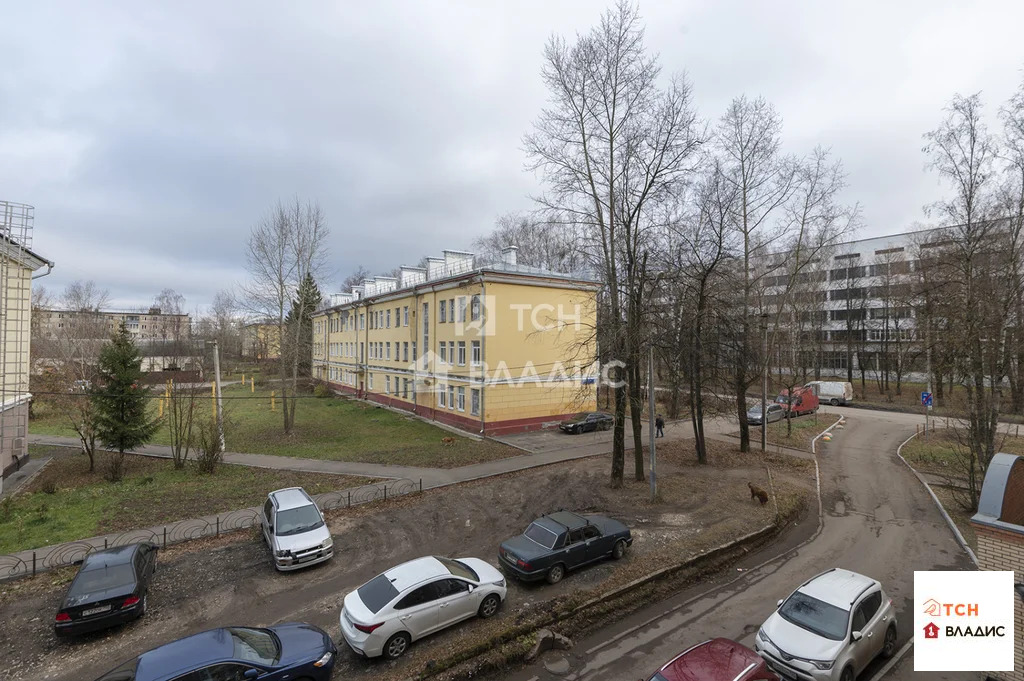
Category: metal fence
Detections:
[{"x1": 0, "y1": 477, "x2": 422, "y2": 581}]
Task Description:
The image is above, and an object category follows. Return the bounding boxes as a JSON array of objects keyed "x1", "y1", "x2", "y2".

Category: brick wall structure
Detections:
[{"x1": 971, "y1": 452, "x2": 1024, "y2": 681}]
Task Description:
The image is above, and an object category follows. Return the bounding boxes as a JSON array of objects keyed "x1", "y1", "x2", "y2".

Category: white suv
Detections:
[
  {"x1": 755, "y1": 568, "x2": 897, "y2": 681},
  {"x1": 261, "y1": 487, "x2": 333, "y2": 571}
]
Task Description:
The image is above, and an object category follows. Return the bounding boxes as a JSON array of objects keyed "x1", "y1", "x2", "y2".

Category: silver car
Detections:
[
  {"x1": 747, "y1": 403, "x2": 784, "y2": 426},
  {"x1": 261, "y1": 487, "x2": 334, "y2": 571},
  {"x1": 755, "y1": 568, "x2": 898, "y2": 681}
]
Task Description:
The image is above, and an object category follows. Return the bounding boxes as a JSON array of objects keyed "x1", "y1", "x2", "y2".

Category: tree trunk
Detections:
[{"x1": 630, "y1": 359, "x2": 644, "y2": 482}]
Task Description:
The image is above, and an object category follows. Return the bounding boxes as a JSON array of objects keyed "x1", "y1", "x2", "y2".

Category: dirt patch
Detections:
[{"x1": 0, "y1": 446, "x2": 814, "y2": 681}]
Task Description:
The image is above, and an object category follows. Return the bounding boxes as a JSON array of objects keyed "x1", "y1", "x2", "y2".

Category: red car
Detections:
[{"x1": 646, "y1": 638, "x2": 780, "y2": 681}]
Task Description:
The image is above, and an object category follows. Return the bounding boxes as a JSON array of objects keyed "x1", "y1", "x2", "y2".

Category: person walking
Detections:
[{"x1": 655, "y1": 414, "x2": 665, "y2": 438}]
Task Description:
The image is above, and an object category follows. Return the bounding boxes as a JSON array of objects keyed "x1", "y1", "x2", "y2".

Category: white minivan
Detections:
[
  {"x1": 261, "y1": 487, "x2": 334, "y2": 571},
  {"x1": 804, "y1": 381, "x2": 854, "y2": 406}
]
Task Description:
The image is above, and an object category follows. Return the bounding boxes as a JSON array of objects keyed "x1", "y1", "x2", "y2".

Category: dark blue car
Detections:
[{"x1": 93, "y1": 623, "x2": 336, "y2": 681}]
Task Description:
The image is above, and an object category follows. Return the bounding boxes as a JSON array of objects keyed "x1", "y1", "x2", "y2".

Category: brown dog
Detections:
[
  {"x1": 748, "y1": 482, "x2": 769, "y2": 505},
  {"x1": 441, "y1": 436, "x2": 455, "y2": 447}
]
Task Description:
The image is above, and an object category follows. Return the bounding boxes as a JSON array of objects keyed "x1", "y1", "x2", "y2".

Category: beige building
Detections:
[
  {"x1": 36, "y1": 307, "x2": 190, "y2": 342},
  {"x1": 1, "y1": 235, "x2": 53, "y2": 485},
  {"x1": 312, "y1": 248, "x2": 599, "y2": 436},
  {"x1": 241, "y1": 322, "x2": 281, "y2": 361}
]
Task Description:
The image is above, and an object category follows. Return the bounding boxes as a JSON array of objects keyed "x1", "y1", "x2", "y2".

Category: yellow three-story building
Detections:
[{"x1": 312, "y1": 248, "x2": 599, "y2": 436}]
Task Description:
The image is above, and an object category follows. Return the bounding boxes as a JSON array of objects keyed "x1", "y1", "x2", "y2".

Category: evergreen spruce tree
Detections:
[
  {"x1": 285, "y1": 273, "x2": 323, "y2": 377},
  {"x1": 92, "y1": 323, "x2": 161, "y2": 481}
]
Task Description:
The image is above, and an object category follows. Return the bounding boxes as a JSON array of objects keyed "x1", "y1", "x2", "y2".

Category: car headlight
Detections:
[
  {"x1": 313, "y1": 651, "x2": 333, "y2": 668},
  {"x1": 322, "y1": 538, "x2": 333, "y2": 549},
  {"x1": 757, "y1": 628, "x2": 770, "y2": 644},
  {"x1": 809, "y1": 659, "x2": 834, "y2": 671},
  {"x1": 275, "y1": 549, "x2": 291, "y2": 558},
  {"x1": 496, "y1": 578, "x2": 506, "y2": 588}
]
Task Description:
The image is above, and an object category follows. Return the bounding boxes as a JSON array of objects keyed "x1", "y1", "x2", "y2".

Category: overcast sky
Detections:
[{"x1": 3, "y1": 1, "x2": 1023, "y2": 311}]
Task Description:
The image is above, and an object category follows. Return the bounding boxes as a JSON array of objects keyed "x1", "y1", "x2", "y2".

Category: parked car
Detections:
[
  {"x1": 339, "y1": 555, "x2": 506, "y2": 659},
  {"x1": 747, "y1": 403, "x2": 785, "y2": 426},
  {"x1": 498, "y1": 510, "x2": 632, "y2": 584},
  {"x1": 646, "y1": 638, "x2": 780, "y2": 681},
  {"x1": 804, "y1": 381, "x2": 854, "y2": 406},
  {"x1": 55, "y1": 543, "x2": 157, "y2": 637},
  {"x1": 559, "y1": 412, "x2": 615, "y2": 434},
  {"x1": 261, "y1": 487, "x2": 333, "y2": 571},
  {"x1": 754, "y1": 568, "x2": 898, "y2": 681},
  {"x1": 94, "y1": 623, "x2": 336, "y2": 681},
  {"x1": 776, "y1": 386, "x2": 820, "y2": 417}
]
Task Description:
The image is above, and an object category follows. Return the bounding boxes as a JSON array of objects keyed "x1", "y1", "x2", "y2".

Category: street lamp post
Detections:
[{"x1": 761, "y1": 313, "x2": 769, "y2": 453}]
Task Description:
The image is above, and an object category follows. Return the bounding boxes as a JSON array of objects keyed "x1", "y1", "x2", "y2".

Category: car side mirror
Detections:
[
  {"x1": 851, "y1": 631, "x2": 863, "y2": 642},
  {"x1": 777, "y1": 599, "x2": 783, "y2": 607},
  {"x1": 243, "y1": 669, "x2": 260, "y2": 680}
]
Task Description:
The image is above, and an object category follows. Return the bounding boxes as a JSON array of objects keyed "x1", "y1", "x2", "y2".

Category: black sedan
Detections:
[
  {"x1": 498, "y1": 511, "x2": 632, "y2": 584},
  {"x1": 559, "y1": 412, "x2": 614, "y2": 434},
  {"x1": 56, "y1": 542, "x2": 157, "y2": 636},
  {"x1": 94, "y1": 623, "x2": 337, "y2": 681}
]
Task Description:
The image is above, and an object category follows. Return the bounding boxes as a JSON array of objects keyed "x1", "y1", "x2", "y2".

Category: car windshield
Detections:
[
  {"x1": 71, "y1": 565, "x2": 135, "y2": 595},
  {"x1": 779, "y1": 591, "x2": 850, "y2": 641},
  {"x1": 747, "y1": 404, "x2": 764, "y2": 414},
  {"x1": 275, "y1": 504, "x2": 324, "y2": 536},
  {"x1": 524, "y1": 522, "x2": 559, "y2": 549},
  {"x1": 437, "y1": 556, "x2": 479, "y2": 581},
  {"x1": 229, "y1": 627, "x2": 281, "y2": 665},
  {"x1": 358, "y1": 574, "x2": 400, "y2": 614}
]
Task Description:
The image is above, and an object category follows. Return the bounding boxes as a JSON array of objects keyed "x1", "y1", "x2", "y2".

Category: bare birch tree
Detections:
[
  {"x1": 243, "y1": 198, "x2": 329, "y2": 435},
  {"x1": 525, "y1": 0, "x2": 702, "y2": 486}
]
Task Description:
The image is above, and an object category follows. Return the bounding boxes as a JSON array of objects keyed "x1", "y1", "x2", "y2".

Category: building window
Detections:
[
  {"x1": 360, "y1": 314, "x2": 365, "y2": 330},
  {"x1": 386, "y1": 376, "x2": 391, "y2": 394},
  {"x1": 368, "y1": 373, "x2": 374, "y2": 390},
  {"x1": 440, "y1": 299, "x2": 447, "y2": 323},
  {"x1": 449, "y1": 299, "x2": 455, "y2": 322},
  {"x1": 440, "y1": 342, "x2": 448, "y2": 364},
  {"x1": 456, "y1": 297, "x2": 466, "y2": 322},
  {"x1": 448, "y1": 385, "x2": 455, "y2": 409},
  {"x1": 457, "y1": 341, "x2": 466, "y2": 366},
  {"x1": 412, "y1": 342, "x2": 417, "y2": 363},
  {"x1": 403, "y1": 306, "x2": 409, "y2": 326},
  {"x1": 387, "y1": 342, "x2": 392, "y2": 360},
  {"x1": 471, "y1": 388, "x2": 480, "y2": 416},
  {"x1": 457, "y1": 386, "x2": 465, "y2": 412},
  {"x1": 471, "y1": 295, "x2": 480, "y2": 321},
  {"x1": 422, "y1": 303, "x2": 429, "y2": 367},
  {"x1": 386, "y1": 310, "x2": 391, "y2": 328},
  {"x1": 395, "y1": 307, "x2": 400, "y2": 326},
  {"x1": 439, "y1": 384, "x2": 447, "y2": 408},
  {"x1": 403, "y1": 379, "x2": 409, "y2": 399},
  {"x1": 403, "y1": 342, "x2": 409, "y2": 363},
  {"x1": 471, "y1": 340, "x2": 481, "y2": 365}
]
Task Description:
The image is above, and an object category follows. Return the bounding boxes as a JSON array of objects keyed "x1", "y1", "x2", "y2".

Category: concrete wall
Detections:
[{"x1": 0, "y1": 401, "x2": 29, "y2": 480}]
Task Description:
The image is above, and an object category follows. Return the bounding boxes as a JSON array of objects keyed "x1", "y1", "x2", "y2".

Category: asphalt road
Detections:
[{"x1": 499, "y1": 408, "x2": 978, "y2": 681}]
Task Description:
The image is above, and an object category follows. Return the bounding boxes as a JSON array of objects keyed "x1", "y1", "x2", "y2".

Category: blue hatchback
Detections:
[{"x1": 93, "y1": 623, "x2": 336, "y2": 681}]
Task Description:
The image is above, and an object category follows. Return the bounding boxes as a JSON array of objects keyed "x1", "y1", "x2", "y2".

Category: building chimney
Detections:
[
  {"x1": 426, "y1": 257, "x2": 445, "y2": 280},
  {"x1": 443, "y1": 250, "x2": 475, "y2": 276},
  {"x1": 501, "y1": 245, "x2": 519, "y2": 267},
  {"x1": 400, "y1": 266, "x2": 427, "y2": 288}
]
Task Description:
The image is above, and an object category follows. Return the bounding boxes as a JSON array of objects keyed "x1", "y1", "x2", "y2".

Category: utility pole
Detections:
[
  {"x1": 648, "y1": 344, "x2": 657, "y2": 501},
  {"x1": 761, "y1": 313, "x2": 769, "y2": 452},
  {"x1": 212, "y1": 340, "x2": 225, "y2": 452}
]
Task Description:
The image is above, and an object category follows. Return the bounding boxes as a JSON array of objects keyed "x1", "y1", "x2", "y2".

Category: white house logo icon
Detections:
[{"x1": 923, "y1": 598, "x2": 942, "y2": 617}]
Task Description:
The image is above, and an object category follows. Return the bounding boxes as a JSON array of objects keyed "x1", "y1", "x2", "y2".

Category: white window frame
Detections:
[
  {"x1": 448, "y1": 341, "x2": 454, "y2": 364},
  {"x1": 457, "y1": 386, "x2": 465, "y2": 412},
  {"x1": 386, "y1": 310, "x2": 391, "y2": 328},
  {"x1": 386, "y1": 376, "x2": 391, "y2": 394},
  {"x1": 403, "y1": 306, "x2": 409, "y2": 326},
  {"x1": 439, "y1": 384, "x2": 447, "y2": 408},
  {"x1": 449, "y1": 299, "x2": 455, "y2": 322},
  {"x1": 440, "y1": 342, "x2": 448, "y2": 364},
  {"x1": 387, "y1": 342, "x2": 391, "y2": 360},
  {"x1": 457, "y1": 341, "x2": 466, "y2": 366},
  {"x1": 471, "y1": 340, "x2": 481, "y2": 366},
  {"x1": 440, "y1": 299, "x2": 447, "y2": 323},
  {"x1": 471, "y1": 388, "x2": 480, "y2": 416},
  {"x1": 448, "y1": 384, "x2": 455, "y2": 410}
]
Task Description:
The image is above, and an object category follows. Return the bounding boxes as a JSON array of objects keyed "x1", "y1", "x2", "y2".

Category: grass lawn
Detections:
[
  {"x1": 0, "y1": 446, "x2": 370, "y2": 554},
  {"x1": 899, "y1": 429, "x2": 1024, "y2": 476},
  {"x1": 29, "y1": 384, "x2": 523, "y2": 468},
  {"x1": 762, "y1": 413, "x2": 832, "y2": 451}
]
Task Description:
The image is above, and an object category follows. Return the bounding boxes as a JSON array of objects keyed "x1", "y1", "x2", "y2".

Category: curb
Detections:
[
  {"x1": 895, "y1": 431, "x2": 979, "y2": 566},
  {"x1": 811, "y1": 414, "x2": 845, "y2": 455}
]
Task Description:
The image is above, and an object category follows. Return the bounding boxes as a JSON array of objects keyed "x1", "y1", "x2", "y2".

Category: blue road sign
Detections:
[{"x1": 921, "y1": 391, "x2": 933, "y2": 407}]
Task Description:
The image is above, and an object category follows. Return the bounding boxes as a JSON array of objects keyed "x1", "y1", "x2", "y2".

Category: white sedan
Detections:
[{"x1": 340, "y1": 555, "x2": 507, "y2": 659}]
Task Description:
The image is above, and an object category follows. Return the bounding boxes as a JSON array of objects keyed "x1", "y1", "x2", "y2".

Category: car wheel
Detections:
[
  {"x1": 840, "y1": 666, "x2": 854, "y2": 681},
  {"x1": 882, "y1": 624, "x2": 897, "y2": 658},
  {"x1": 830, "y1": 398, "x2": 840, "y2": 406},
  {"x1": 479, "y1": 594, "x2": 501, "y2": 618},
  {"x1": 612, "y1": 539, "x2": 627, "y2": 560},
  {"x1": 384, "y1": 632, "x2": 411, "y2": 659},
  {"x1": 546, "y1": 564, "x2": 565, "y2": 585}
]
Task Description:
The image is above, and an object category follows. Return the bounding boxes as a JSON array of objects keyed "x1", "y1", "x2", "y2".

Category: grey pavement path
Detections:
[{"x1": 11, "y1": 416, "x2": 740, "y2": 580}]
